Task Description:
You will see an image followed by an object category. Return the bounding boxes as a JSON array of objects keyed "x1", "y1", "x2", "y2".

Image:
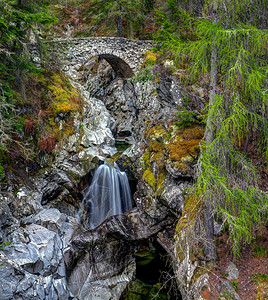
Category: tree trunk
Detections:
[
  {"x1": 15, "y1": 44, "x2": 26, "y2": 100},
  {"x1": 205, "y1": 42, "x2": 217, "y2": 143},
  {"x1": 117, "y1": 15, "x2": 122, "y2": 38},
  {"x1": 203, "y1": 40, "x2": 218, "y2": 262},
  {"x1": 128, "y1": 20, "x2": 134, "y2": 39}
]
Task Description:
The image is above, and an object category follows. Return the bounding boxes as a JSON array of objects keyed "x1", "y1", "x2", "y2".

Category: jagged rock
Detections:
[
  {"x1": 34, "y1": 208, "x2": 83, "y2": 249},
  {"x1": 13, "y1": 187, "x2": 43, "y2": 219},
  {"x1": 0, "y1": 253, "x2": 70, "y2": 300},
  {"x1": 0, "y1": 208, "x2": 82, "y2": 299},
  {"x1": 64, "y1": 208, "x2": 175, "y2": 298},
  {"x1": 4, "y1": 224, "x2": 62, "y2": 276},
  {"x1": 226, "y1": 262, "x2": 239, "y2": 281},
  {"x1": 156, "y1": 77, "x2": 182, "y2": 106},
  {"x1": 221, "y1": 279, "x2": 241, "y2": 300}
]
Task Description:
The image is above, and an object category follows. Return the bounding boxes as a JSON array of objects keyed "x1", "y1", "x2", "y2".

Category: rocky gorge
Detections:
[{"x1": 0, "y1": 40, "x2": 248, "y2": 300}]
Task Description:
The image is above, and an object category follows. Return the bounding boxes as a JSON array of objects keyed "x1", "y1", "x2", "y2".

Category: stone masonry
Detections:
[{"x1": 28, "y1": 37, "x2": 155, "y2": 79}]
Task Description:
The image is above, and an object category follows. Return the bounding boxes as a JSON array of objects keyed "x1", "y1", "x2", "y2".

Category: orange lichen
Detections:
[
  {"x1": 167, "y1": 125, "x2": 204, "y2": 169},
  {"x1": 142, "y1": 123, "x2": 204, "y2": 193},
  {"x1": 167, "y1": 139, "x2": 201, "y2": 162},
  {"x1": 182, "y1": 125, "x2": 205, "y2": 140},
  {"x1": 149, "y1": 140, "x2": 165, "y2": 152}
]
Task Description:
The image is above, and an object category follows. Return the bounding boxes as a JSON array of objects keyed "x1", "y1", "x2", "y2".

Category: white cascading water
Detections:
[{"x1": 78, "y1": 161, "x2": 132, "y2": 229}]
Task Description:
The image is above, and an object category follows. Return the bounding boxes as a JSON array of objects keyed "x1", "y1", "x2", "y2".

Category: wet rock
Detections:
[
  {"x1": 64, "y1": 208, "x2": 175, "y2": 299},
  {"x1": 0, "y1": 253, "x2": 70, "y2": 300},
  {"x1": 4, "y1": 224, "x2": 62, "y2": 276},
  {"x1": 34, "y1": 208, "x2": 82, "y2": 248}
]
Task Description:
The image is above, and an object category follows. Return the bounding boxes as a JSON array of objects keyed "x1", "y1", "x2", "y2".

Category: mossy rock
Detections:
[
  {"x1": 156, "y1": 169, "x2": 167, "y2": 196},
  {"x1": 141, "y1": 151, "x2": 151, "y2": 166},
  {"x1": 175, "y1": 194, "x2": 202, "y2": 263},
  {"x1": 143, "y1": 169, "x2": 156, "y2": 190},
  {"x1": 145, "y1": 125, "x2": 168, "y2": 143}
]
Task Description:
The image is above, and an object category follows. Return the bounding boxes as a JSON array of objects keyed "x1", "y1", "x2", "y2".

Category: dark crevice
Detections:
[{"x1": 99, "y1": 54, "x2": 135, "y2": 78}]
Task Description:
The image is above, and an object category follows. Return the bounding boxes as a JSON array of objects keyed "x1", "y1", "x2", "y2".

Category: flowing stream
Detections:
[{"x1": 78, "y1": 161, "x2": 132, "y2": 229}]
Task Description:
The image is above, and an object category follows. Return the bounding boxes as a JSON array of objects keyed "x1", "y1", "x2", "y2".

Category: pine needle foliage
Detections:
[
  {"x1": 155, "y1": 0, "x2": 268, "y2": 258},
  {"x1": 83, "y1": 0, "x2": 144, "y2": 38}
]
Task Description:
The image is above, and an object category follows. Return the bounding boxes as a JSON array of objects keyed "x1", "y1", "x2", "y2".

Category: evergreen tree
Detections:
[
  {"x1": 88, "y1": 0, "x2": 144, "y2": 38},
  {"x1": 0, "y1": 0, "x2": 55, "y2": 178},
  {"x1": 156, "y1": 0, "x2": 268, "y2": 259}
]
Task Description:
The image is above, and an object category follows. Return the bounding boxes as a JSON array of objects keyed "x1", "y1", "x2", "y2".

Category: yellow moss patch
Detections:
[
  {"x1": 151, "y1": 152, "x2": 165, "y2": 165},
  {"x1": 48, "y1": 85, "x2": 80, "y2": 115},
  {"x1": 141, "y1": 151, "x2": 151, "y2": 166},
  {"x1": 175, "y1": 194, "x2": 202, "y2": 262},
  {"x1": 145, "y1": 125, "x2": 168, "y2": 142},
  {"x1": 176, "y1": 195, "x2": 202, "y2": 239},
  {"x1": 143, "y1": 169, "x2": 156, "y2": 190},
  {"x1": 62, "y1": 122, "x2": 75, "y2": 136},
  {"x1": 144, "y1": 51, "x2": 158, "y2": 65},
  {"x1": 156, "y1": 169, "x2": 167, "y2": 196}
]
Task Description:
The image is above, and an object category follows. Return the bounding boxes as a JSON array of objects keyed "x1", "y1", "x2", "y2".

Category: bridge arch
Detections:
[{"x1": 98, "y1": 54, "x2": 134, "y2": 78}]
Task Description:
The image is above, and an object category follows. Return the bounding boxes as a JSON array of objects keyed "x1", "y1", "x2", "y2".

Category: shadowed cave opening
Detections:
[
  {"x1": 121, "y1": 241, "x2": 182, "y2": 300},
  {"x1": 98, "y1": 54, "x2": 135, "y2": 78}
]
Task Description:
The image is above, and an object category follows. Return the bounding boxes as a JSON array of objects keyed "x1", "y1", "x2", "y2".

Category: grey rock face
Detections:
[
  {"x1": 5, "y1": 223, "x2": 62, "y2": 276},
  {"x1": 80, "y1": 96, "x2": 116, "y2": 149},
  {"x1": 226, "y1": 262, "x2": 239, "y2": 281},
  {"x1": 34, "y1": 208, "x2": 82, "y2": 248},
  {"x1": 0, "y1": 208, "x2": 82, "y2": 300},
  {"x1": 0, "y1": 253, "x2": 70, "y2": 300},
  {"x1": 162, "y1": 176, "x2": 191, "y2": 215},
  {"x1": 64, "y1": 208, "x2": 175, "y2": 299}
]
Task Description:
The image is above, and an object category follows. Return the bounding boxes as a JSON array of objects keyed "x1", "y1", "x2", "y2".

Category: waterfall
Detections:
[{"x1": 78, "y1": 162, "x2": 132, "y2": 229}]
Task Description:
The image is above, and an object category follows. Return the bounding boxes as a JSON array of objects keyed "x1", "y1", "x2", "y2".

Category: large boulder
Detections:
[{"x1": 64, "y1": 208, "x2": 175, "y2": 299}]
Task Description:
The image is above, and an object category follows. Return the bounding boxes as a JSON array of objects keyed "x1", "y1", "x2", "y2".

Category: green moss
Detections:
[
  {"x1": 231, "y1": 281, "x2": 238, "y2": 293},
  {"x1": 143, "y1": 169, "x2": 156, "y2": 190},
  {"x1": 252, "y1": 245, "x2": 266, "y2": 258},
  {"x1": 156, "y1": 169, "x2": 167, "y2": 196},
  {"x1": 251, "y1": 274, "x2": 268, "y2": 300},
  {"x1": 141, "y1": 151, "x2": 151, "y2": 166},
  {"x1": 149, "y1": 140, "x2": 164, "y2": 152},
  {"x1": 175, "y1": 194, "x2": 202, "y2": 263}
]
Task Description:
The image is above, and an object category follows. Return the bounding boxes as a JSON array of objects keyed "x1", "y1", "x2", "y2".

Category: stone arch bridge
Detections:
[{"x1": 28, "y1": 37, "x2": 155, "y2": 79}]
